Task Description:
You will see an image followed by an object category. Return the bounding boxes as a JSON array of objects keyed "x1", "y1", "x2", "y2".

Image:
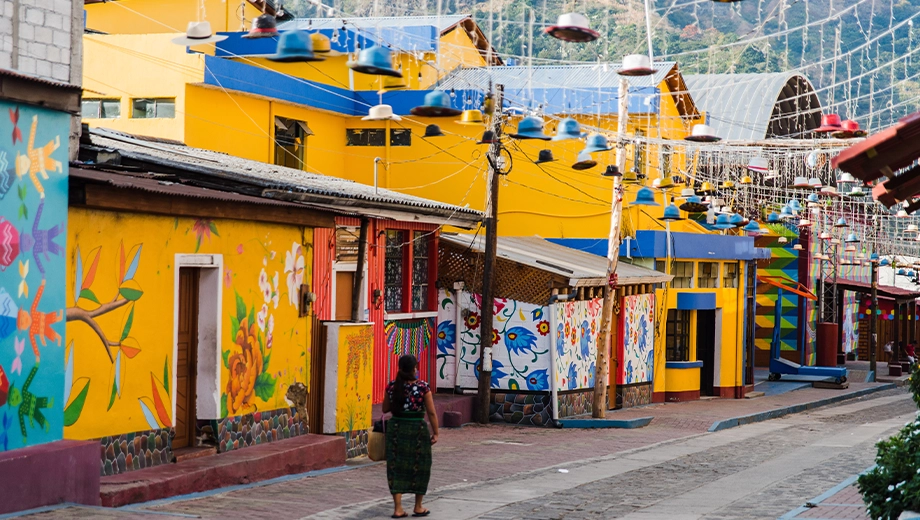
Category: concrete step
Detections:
[{"x1": 100, "y1": 433, "x2": 345, "y2": 507}]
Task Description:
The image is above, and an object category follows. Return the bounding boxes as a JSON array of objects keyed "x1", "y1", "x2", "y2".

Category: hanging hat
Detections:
[
  {"x1": 779, "y1": 205, "x2": 794, "y2": 219},
  {"x1": 602, "y1": 165, "x2": 621, "y2": 177},
  {"x1": 348, "y1": 45, "x2": 402, "y2": 77},
  {"x1": 660, "y1": 204, "x2": 684, "y2": 221},
  {"x1": 411, "y1": 91, "x2": 461, "y2": 117},
  {"x1": 747, "y1": 157, "x2": 769, "y2": 173},
  {"x1": 793, "y1": 244, "x2": 803, "y2": 250},
  {"x1": 632, "y1": 186, "x2": 660, "y2": 206},
  {"x1": 835, "y1": 217, "x2": 849, "y2": 228},
  {"x1": 832, "y1": 120, "x2": 868, "y2": 139},
  {"x1": 844, "y1": 244, "x2": 857, "y2": 252},
  {"x1": 657, "y1": 175, "x2": 676, "y2": 189},
  {"x1": 622, "y1": 170, "x2": 640, "y2": 184},
  {"x1": 423, "y1": 124, "x2": 445, "y2": 138},
  {"x1": 679, "y1": 196, "x2": 707, "y2": 213},
  {"x1": 534, "y1": 150, "x2": 556, "y2": 164},
  {"x1": 478, "y1": 130, "x2": 499, "y2": 144},
  {"x1": 844, "y1": 232, "x2": 860, "y2": 243},
  {"x1": 766, "y1": 212, "x2": 780, "y2": 223},
  {"x1": 739, "y1": 175, "x2": 753, "y2": 185},
  {"x1": 897, "y1": 209, "x2": 910, "y2": 218},
  {"x1": 778, "y1": 236, "x2": 788, "y2": 244},
  {"x1": 788, "y1": 199, "x2": 803, "y2": 212},
  {"x1": 806, "y1": 193, "x2": 820, "y2": 205},
  {"x1": 797, "y1": 218, "x2": 812, "y2": 228},
  {"x1": 814, "y1": 114, "x2": 843, "y2": 133},
  {"x1": 583, "y1": 133, "x2": 612, "y2": 153},
  {"x1": 381, "y1": 75, "x2": 407, "y2": 90},
  {"x1": 819, "y1": 186, "x2": 840, "y2": 197},
  {"x1": 311, "y1": 32, "x2": 339, "y2": 55},
  {"x1": 545, "y1": 13, "x2": 599, "y2": 43},
  {"x1": 714, "y1": 214, "x2": 734, "y2": 230},
  {"x1": 805, "y1": 150, "x2": 828, "y2": 169},
  {"x1": 721, "y1": 180, "x2": 736, "y2": 190},
  {"x1": 837, "y1": 172, "x2": 856, "y2": 185},
  {"x1": 818, "y1": 232, "x2": 831, "y2": 240},
  {"x1": 698, "y1": 181, "x2": 715, "y2": 194},
  {"x1": 790, "y1": 176, "x2": 810, "y2": 188},
  {"x1": 172, "y1": 21, "x2": 228, "y2": 46},
  {"x1": 679, "y1": 187, "x2": 696, "y2": 197},
  {"x1": 908, "y1": 224, "x2": 919, "y2": 233},
  {"x1": 880, "y1": 258, "x2": 891, "y2": 266},
  {"x1": 743, "y1": 221, "x2": 762, "y2": 234},
  {"x1": 618, "y1": 54, "x2": 655, "y2": 77},
  {"x1": 729, "y1": 213, "x2": 745, "y2": 227},
  {"x1": 764, "y1": 170, "x2": 781, "y2": 183},
  {"x1": 848, "y1": 186, "x2": 867, "y2": 197},
  {"x1": 572, "y1": 151, "x2": 597, "y2": 170},
  {"x1": 362, "y1": 104, "x2": 401, "y2": 121},
  {"x1": 807, "y1": 177, "x2": 822, "y2": 189},
  {"x1": 456, "y1": 109, "x2": 484, "y2": 125},
  {"x1": 243, "y1": 14, "x2": 279, "y2": 39},
  {"x1": 268, "y1": 31, "x2": 322, "y2": 62},
  {"x1": 684, "y1": 124, "x2": 720, "y2": 142},
  {"x1": 870, "y1": 252, "x2": 880, "y2": 262},
  {"x1": 510, "y1": 116, "x2": 551, "y2": 140},
  {"x1": 552, "y1": 118, "x2": 584, "y2": 141}
]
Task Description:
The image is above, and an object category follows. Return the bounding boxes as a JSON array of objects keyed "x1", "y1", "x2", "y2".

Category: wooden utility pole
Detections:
[
  {"x1": 593, "y1": 77, "x2": 628, "y2": 418},
  {"x1": 477, "y1": 85, "x2": 504, "y2": 425},
  {"x1": 870, "y1": 259, "x2": 878, "y2": 381}
]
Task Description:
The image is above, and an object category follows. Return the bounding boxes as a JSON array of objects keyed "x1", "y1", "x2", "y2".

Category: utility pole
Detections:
[
  {"x1": 593, "y1": 77, "x2": 628, "y2": 418},
  {"x1": 477, "y1": 85, "x2": 504, "y2": 425},
  {"x1": 870, "y1": 259, "x2": 878, "y2": 381}
]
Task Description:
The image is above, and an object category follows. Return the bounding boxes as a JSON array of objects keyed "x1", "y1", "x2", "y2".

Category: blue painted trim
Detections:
[
  {"x1": 558, "y1": 417, "x2": 653, "y2": 429},
  {"x1": 677, "y1": 292, "x2": 717, "y2": 310},
  {"x1": 708, "y1": 383, "x2": 895, "y2": 432},
  {"x1": 118, "y1": 461, "x2": 379, "y2": 511},
  {"x1": 778, "y1": 468, "x2": 873, "y2": 519},
  {"x1": 215, "y1": 28, "x2": 438, "y2": 57},
  {"x1": 619, "y1": 231, "x2": 759, "y2": 260},
  {"x1": 666, "y1": 361, "x2": 704, "y2": 369},
  {"x1": 867, "y1": 370, "x2": 875, "y2": 383},
  {"x1": 0, "y1": 503, "x2": 155, "y2": 520}
]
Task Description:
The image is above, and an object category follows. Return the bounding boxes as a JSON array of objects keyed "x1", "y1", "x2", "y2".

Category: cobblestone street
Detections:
[{"x1": 11, "y1": 386, "x2": 909, "y2": 520}]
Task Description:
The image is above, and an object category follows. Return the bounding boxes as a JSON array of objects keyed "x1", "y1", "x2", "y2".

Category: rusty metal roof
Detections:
[{"x1": 0, "y1": 67, "x2": 81, "y2": 91}]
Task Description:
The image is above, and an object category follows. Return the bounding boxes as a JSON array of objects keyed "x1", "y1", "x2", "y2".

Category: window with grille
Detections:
[
  {"x1": 411, "y1": 232, "x2": 429, "y2": 311},
  {"x1": 384, "y1": 230, "x2": 406, "y2": 313},
  {"x1": 131, "y1": 98, "x2": 175, "y2": 118},
  {"x1": 346, "y1": 128, "x2": 412, "y2": 146},
  {"x1": 698, "y1": 262, "x2": 719, "y2": 288},
  {"x1": 747, "y1": 262, "x2": 756, "y2": 298},
  {"x1": 274, "y1": 116, "x2": 311, "y2": 169},
  {"x1": 666, "y1": 309, "x2": 691, "y2": 361},
  {"x1": 723, "y1": 262, "x2": 739, "y2": 289},
  {"x1": 672, "y1": 261, "x2": 694, "y2": 288},
  {"x1": 82, "y1": 98, "x2": 120, "y2": 119}
]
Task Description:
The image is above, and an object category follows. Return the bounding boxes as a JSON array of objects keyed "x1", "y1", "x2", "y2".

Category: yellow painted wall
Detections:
[
  {"x1": 664, "y1": 366, "x2": 700, "y2": 393},
  {"x1": 82, "y1": 34, "x2": 205, "y2": 142},
  {"x1": 64, "y1": 208, "x2": 313, "y2": 440},
  {"x1": 324, "y1": 323, "x2": 373, "y2": 433},
  {"x1": 85, "y1": 0, "x2": 264, "y2": 34}
]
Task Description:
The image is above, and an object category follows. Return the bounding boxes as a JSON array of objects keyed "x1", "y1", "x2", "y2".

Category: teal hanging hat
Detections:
[
  {"x1": 583, "y1": 133, "x2": 612, "y2": 153},
  {"x1": 714, "y1": 214, "x2": 735, "y2": 229},
  {"x1": 632, "y1": 186, "x2": 660, "y2": 206},
  {"x1": 410, "y1": 91, "x2": 461, "y2": 117},
  {"x1": 659, "y1": 204, "x2": 684, "y2": 221},
  {"x1": 348, "y1": 45, "x2": 402, "y2": 77},
  {"x1": 552, "y1": 118, "x2": 585, "y2": 141},
  {"x1": 268, "y1": 31, "x2": 322, "y2": 62},
  {"x1": 510, "y1": 116, "x2": 551, "y2": 140}
]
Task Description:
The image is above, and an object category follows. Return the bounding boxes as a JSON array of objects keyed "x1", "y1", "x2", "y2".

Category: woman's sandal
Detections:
[
  {"x1": 391, "y1": 513, "x2": 409, "y2": 518},
  {"x1": 412, "y1": 510, "x2": 430, "y2": 517}
]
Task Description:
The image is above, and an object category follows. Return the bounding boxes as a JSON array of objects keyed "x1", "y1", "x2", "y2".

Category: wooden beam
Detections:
[{"x1": 76, "y1": 183, "x2": 336, "y2": 228}]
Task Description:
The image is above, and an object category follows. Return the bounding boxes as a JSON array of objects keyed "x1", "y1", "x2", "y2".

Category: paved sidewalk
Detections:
[{"x1": 781, "y1": 476, "x2": 868, "y2": 520}]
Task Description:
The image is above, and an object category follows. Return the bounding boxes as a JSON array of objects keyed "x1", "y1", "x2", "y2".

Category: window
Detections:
[
  {"x1": 723, "y1": 262, "x2": 739, "y2": 289},
  {"x1": 274, "y1": 116, "x2": 311, "y2": 169},
  {"x1": 81, "y1": 98, "x2": 120, "y2": 119},
  {"x1": 698, "y1": 262, "x2": 719, "y2": 288},
  {"x1": 346, "y1": 129, "x2": 412, "y2": 146},
  {"x1": 383, "y1": 229, "x2": 433, "y2": 313},
  {"x1": 666, "y1": 309, "x2": 691, "y2": 361},
  {"x1": 131, "y1": 98, "x2": 175, "y2": 119},
  {"x1": 672, "y1": 261, "x2": 694, "y2": 288},
  {"x1": 411, "y1": 232, "x2": 429, "y2": 311}
]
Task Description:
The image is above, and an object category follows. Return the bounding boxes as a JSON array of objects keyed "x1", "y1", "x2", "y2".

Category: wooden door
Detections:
[
  {"x1": 174, "y1": 268, "x2": 200, "y2": 449},
  {"x1": 335, "y1": 271, "x2": 354, "y2": 321},
  {"x1": 307, "y1": 319, "x2": 327, "y2": 434},
  {"x1": 696, "y1": 310, "x2": 716, "y2": 397}
]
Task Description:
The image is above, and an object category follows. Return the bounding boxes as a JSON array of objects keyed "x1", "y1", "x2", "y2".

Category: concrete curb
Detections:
[
  {"x1": 708, "y1": 384, "x2": 897, "y2": 432},
  {"x1": 558, "y1": 417, "x2": 653, "y2": 429}
]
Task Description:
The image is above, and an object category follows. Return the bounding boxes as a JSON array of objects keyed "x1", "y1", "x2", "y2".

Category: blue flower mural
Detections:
[
  {"x1": 579, "y1": 320, "x2": 591, "y2": 360},
  {"x1": 526, "y1": 369, "x2": 549, "y2": 391},
  {"x1": 567, "y1": 364, "x2": 578, "y2": 390},
  {"x1": 436, "y1": 320, "x2": 455, "y2": 356},
  {"x1": 587, "y1": 362, "x2": 596, "y2": 387},
  {"x1": 531, "y1": 308, "x2": 543, "y2": 321},
  {"x1": 555, "y1": 323, "x2": 565, "y2": 359},
  {"x1": 504, "y1": 326, "x2": 537, "y2": 356}
]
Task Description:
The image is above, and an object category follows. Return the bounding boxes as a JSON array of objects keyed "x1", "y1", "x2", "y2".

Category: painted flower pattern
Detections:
[
  {"x1": 491, "y1": 328, "x2": 500, "y2": 345},
  {"x1": 504, "y1": 327, "x2": 537, "y2": 355},
  {"x1": 465, "y1": 312, "x2": 480, "y2": 330},
  {"x1": 537, "y1": 320, "x2": 550, "y2": 336},
  {"x1": 554, "y1": 299, "x2": 603, "y2": 393},
  {"x1": 226, "y1": 317, "x2": 263, "y2": 415},
  {"x1": 621, "y1": 294, "x2": 654, "y2": 385},
  {"x1": 284, "y1": 243, "x2": 305, "y2": 309},
  {"x1": 526, "y1": 369, "x2": 549, "y2": 391},
  {"x1": 436, "y1": 320, "x2": 455, "y2": 356},
  {"x1": 579, "y1": 321, "x2": 591, "y2": 360}
]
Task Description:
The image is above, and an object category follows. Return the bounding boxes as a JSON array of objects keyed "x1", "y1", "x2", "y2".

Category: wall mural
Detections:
[
  {"x1": 842, "y1": 292, "x2": 859, "y2": 354},
  {"x1": 553, "y1": 298, "x2": 602, "y2": 392},
  {"x1": 66, "y1": 209, "x2": 311, "y2": 441},
  {"x1": 753, "y1": 236, "x2": 800, "y2": 353},
  {"x1": 0, "y1": 103, "x2": 68, "y2": 452},
  {"x1": 322, "y1": 322, "x2": 373, "y2": 434},
  {"x1": 438, "y1": 290, "x2": 552, "y2": 391},
  {"x1": 619, "y1": 294, "x2": 654, "y2": 385}
]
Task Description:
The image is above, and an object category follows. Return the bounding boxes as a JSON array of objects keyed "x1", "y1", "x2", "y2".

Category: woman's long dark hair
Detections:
[{"x1": 393, "y1": 355, "x2": 418, "y2": 413}]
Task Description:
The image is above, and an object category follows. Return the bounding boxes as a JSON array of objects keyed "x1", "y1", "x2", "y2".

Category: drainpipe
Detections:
[
  {"x1": 351, "y1": 217, "x2": 369, "y2": 322},
  {"x1": 453, "y1": 283, "x2": 464, "y2": 391},
  {"x1": 373, "y1": 157, "x2": 382, "y2": 194}
]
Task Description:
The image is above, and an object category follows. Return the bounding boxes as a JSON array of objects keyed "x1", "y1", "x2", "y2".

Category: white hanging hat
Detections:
[
  {"x1": 172, "y1": 21, "x2": 228, "y2": 46},
  {"x1": 747, "y1": 157, "x2": 769, "y2": 173},
  {"x1": 362, "y1": 104, "x2": 401, "y2": 121},
  {"x1": 618, "y1": 54, "x2": 655, "y2": 77}
]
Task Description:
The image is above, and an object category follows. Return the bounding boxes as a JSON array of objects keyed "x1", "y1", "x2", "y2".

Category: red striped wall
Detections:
[{"x1": 312, "y1": 226, "x2": 335, "y2": 321}]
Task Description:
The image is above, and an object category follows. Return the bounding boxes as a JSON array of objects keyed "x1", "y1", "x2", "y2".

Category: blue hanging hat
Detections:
[
  {"x1": 779, "y1": 205, "x2": 794, "y2": 219},
  {"x1": 743, "y1": 221, "x2": 762, "y2": 233},
  {"x1": 583, "y1": 133, "x2": 612, "y2": 153},
  {"x1": 898, "y1": 268, "x2": 906, "y2": 275},
  {"x1": 714, "y1": 214, "x2": 735, "y2": 230},
  {"x1": 835, "y1": 217, "x2": 849, "y2": 228},
  {"x1": 729, "y1": 213, "x2": 745, "y2": 227},
  {"x1": 571, "y1": 151, "x2": 597, "y2": 170},
  {"x1": 679, "y1": 195, "x2": 707, "y2": 213},
  {"x1": 844, "y1": 232, "x2": 859, "y2": 243},
  {"x1": 788, "y1": 199, "x2": 803, "y2": 212},
  {"x1": 806, "y1": 193, "x2": 819, "y2": 204},
  {"x1": 268, "y1": 31, "x2": 323, "y2": 62},
  {"x1": 880, "y1": 258, "x2": 891, "y2": 266},
  {"x1": 552, "y1": 118, "x2": 585, "y2": 141},
  {"x1": 870, "y1": 252, "x2": 880, "y2": 262},
  {"x1": 347, "y1": 45, "x2": 402, "y2": 77},
  {"x1": 632, "y1": 186, "x2": 660, "y2": 206},
  {"x1": 766, "y1": 211, "x2": 780, "y2": 223},
  {"x1": 510, "y1": 116, "x2": 551, "y2": 140},
  {"x1": 659, "y1": 203, "x2": 684, "y2": 221},
  {"x1": 410, "y1": 91, "x2": 461, "y2": 117}
]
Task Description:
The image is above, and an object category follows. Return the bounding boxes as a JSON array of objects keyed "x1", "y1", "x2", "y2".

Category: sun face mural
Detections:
[
  {"x1": 0, "y1": 102, "x2": 68, "y2": 453},
  {"x1": 65, "y1": 209, "x2": 312, "y2": 441}
]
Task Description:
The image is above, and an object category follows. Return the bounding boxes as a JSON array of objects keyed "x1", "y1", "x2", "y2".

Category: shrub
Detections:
[{"x1": 858, "y1": 365, "x2": 920, "y2": 519}]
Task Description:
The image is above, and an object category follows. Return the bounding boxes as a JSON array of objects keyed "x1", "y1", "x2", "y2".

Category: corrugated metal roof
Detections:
[
  {"x1": 279, "y1": 14, "x2": 471, "y2": 33},
  {"x1": 684, "y1": 72, "x2": 821, "y2": 141},
  {"x1": 439, "y1": 62, "x2": 677, "y2": 91},
  {"x1": 440, "y1": 233, "x2": 672, "y2": 286},
  {"x1": 85, "y1": 128, "x2": 482, "y2": 226},
  {"x1": 0, "y1": 67, "x2": 81, "y2": 90}
]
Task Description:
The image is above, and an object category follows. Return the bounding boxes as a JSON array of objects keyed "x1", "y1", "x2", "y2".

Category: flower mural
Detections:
[
  {"x1": 284, "y1": 243, "x2": 305, "y2": 309},
  {"x1": 436, "y1": 320, "x2": 454, "y2": 356},
  {"x1": 553, "y1": 298, "x2": 602, "y2": 393},
  {"x1": 505, "y1": 327, "x2": 537, "y2": 356},
  {"x1": 190, "y1": 219, "x2": 218, "y2": 253},
  {"x1": 526, "y1": 369, "x2": 549, "y2": 391},
  {"x1": 619, "y1": 294, "x2": 654, "y2": 385},
  {"x1": 223, "y1": 292, "x2": 276, "y2": 417}
]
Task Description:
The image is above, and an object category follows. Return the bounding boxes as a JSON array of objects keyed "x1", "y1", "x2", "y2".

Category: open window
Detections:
[{"x1": 274, "y1": 116, "x2": 312, "y2": 169}]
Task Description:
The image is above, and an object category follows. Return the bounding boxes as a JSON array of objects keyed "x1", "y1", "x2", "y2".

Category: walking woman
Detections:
[{"x1": 382, "y1": 354, "x2": 439, "y2": 518}]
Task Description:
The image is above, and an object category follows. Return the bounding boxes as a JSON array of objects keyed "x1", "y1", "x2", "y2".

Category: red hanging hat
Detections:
[{"x1": 814, "y1": 114, "x2": 843, "y2": 133}]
